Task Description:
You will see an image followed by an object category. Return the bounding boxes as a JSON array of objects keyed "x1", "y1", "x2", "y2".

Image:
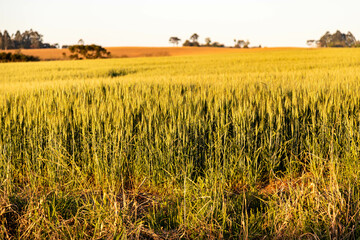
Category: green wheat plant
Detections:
[{"x1": 1, "y1": 48, "x2": 360, "y2": 239}]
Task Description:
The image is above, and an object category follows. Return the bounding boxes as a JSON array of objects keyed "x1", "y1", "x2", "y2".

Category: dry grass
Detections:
[{"x1": 2, "y1": 47, "x2": 303, "y2": 61}]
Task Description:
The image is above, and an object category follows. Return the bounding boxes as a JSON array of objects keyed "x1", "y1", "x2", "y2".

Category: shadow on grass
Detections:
[{"x1": 107, "y1": 69, "x2": 137, "y2": 78}]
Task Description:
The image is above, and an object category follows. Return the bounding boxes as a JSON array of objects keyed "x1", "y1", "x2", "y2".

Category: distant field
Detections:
[
  {"x1": 1, "y1": 48, "x2": 360, "y2": 239},
  {"x1": 3, "y1": 46, "x2": 300, "y2": 60}
]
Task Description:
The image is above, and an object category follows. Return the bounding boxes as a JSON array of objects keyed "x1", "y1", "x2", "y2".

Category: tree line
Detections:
[
  {"x1": 169, "y1": 33, "x2": 258, "y2": 48},
  {"x1": 0, "y1": 30, "x2": 111, "y2": 60},
  {"x1": 0, "y1": 29, "x2": 58, "y2": 50},
  {"x1": 307, "y1": 30, "x2": 360, "y2": 48}
]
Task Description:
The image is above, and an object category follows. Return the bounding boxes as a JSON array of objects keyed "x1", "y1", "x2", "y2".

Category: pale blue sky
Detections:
[{"x1": 1, "y1": 0, "x2": 359, "y2": 47}]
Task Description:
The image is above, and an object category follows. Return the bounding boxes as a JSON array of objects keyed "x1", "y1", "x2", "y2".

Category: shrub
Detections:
[
  {"x1": 0, "y1": 52, "x2": 40, "y2": 62},
  {"x1": 68, "y1": 44, "x2": 111, "y2": 60},
  {"x1": 182, "y1": 40, "x2": 200, "y2": 47}
]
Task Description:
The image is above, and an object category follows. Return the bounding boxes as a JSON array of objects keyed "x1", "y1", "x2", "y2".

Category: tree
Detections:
[
  {"x1": 234, "y1": 39, "x2": 245, "y2": 48},
  {"x1": 306, "y1": 40, "x2": 315, "y2": 47},
  {"x1": 21, "y1": 30, "x2": 32, "y2": 49},
  {"x1": 306, "y1": 40, "x2": 320, "y2": 47},
  {"x1": 317, "y1": 30, "x2": 357, "y2": 47},
  {"x1": 169, "y1": 37, "x2": 181, "y2": 46},
  {"x1": 205, "y1": 37, "x2": 211, "y2": 46},
  {"x1": 28, "y1": 29, "x2": 43, "y2": 49},
  {"x1": 243, "y1": 40, "x2": 250, "y2": 48},
  {"x1": 183, "y1": 39, "x2": 200, "y2": 47},
  {"x1": 0, "y1": 29, "x2": 59, "y2": 50},
  {"x1": 69, "y1": 44, "x2": 111, "y2": 60},
  {"x1": 78, "y1": 39, "x2": 84, "y2": 45},
  {"x1": 183, "y1": 34, "x2": 200, "y2": 47},
  {"x1": 190, "y1": 33, "x2": 199, "y2": 43},
  {"x1": 345, "y1": 31, "x2": 356, "y2": 47},
  {"x1": 183, "y1": 40, "x2": 192, "y2": 46},
  {"x1": 211, "y1": 42, "x2": 224, "y2": 48},
  {"x1": 13, "y1": 30, "x2": 23, "y2": 49},
  {"x1": 3, "y1": 30, "x2": 12, "y2": 50},
  {"x1": 234, "y1": 39, "x2": 250, "y2": 48},
  {"x1": 319, "y1": 31, "x2": 331, "y2": 47},
  {"x1": 0, "y1": 32, "x2": 3, "y2": 50}
]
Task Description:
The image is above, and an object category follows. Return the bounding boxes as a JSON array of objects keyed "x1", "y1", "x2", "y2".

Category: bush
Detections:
[
  {"x1": 0, "y1": 52, "x2": 40, "y2": 62},
  {"x1": 182, "y1": 40, "x2": 200, "y2": 47},
  {"x1": 68, "y1": 44, "x2": 111, "y2": 60},
  {"x1": 211, "y1": 42, "x2": 225, "y2": 48}
]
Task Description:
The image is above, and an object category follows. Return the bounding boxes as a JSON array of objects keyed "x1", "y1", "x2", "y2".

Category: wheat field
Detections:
[
  {"x1": 3, "y1": 46, "x2": 291, "y2": 61},
  {"x1": 1, "y1": 48, "x2": 360, "y2": 239}
]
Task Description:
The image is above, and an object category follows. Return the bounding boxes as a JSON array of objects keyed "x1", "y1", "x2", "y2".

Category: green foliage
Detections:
[
  {"x1": 318, "y1": 30, "x2": 357, "y2": 47},
  {"x1": 183, "y1": 39, "x2": 224, "y2": 48},
  {"x1": 169, "y1": 36, "x2": 181, "y2": 46},
  {"x1": 183, "y1": 40, "x2": 200, "y2": 47},
  {"x1": 211, "y1": 41, "x2": 225, "y2": 47},
  {"x1": 190, "y1": 33, "x2": 199, "y2": 43},
  {"x1": 0, "y1": 52, "x2": 40, "y2": 62},
  {"x1": 0, "y1": 29, "x2": 58, "y2": 50},
  {"x1": 234, "y1": 39, "x2": 249, "y2": 48},
  {"x1": 68, "y1": 44, "x2": 111, "y2": 60},
  {"x1": 204, "y1": 37, "x2": 211, "y2": 46},
  {"x1": 183, "y1": 33, "x2": 201, "y2": 47},
  {"x1": 354, "y1": 42, "x2": 360, "y2": 48}
]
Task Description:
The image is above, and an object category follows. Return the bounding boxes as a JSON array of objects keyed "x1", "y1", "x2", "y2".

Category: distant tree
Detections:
[
  {"x1": 0, "y1": 29, "x2": 61, "y2": 50},
  {"x1": 205, "y1": 37, "x2": 211, "y2": 46},
  {"x1": 234, "y1": 39, "x2": 250, "y2": 48},
  {"x1": 317, "y1": 30, "x2": 357, "y2": 48},
  {"x1": 330, "y1": 30, "x2": 347, "y2": 47},
  {"x1": 183, "y1": 33, "x2": 200, "y2": 47},
  {"x1": 234, "y1": 39, "x2": 245, "y2": 48},
  {"x1": 0, "y1": 32, "x2": 3, "y2": 50},
  {"x1": 13, "y1": 30, "x2": 23, "y2": 49},
  {"x1": 183, "y1": 39, "x2": 200, "y2": 47},
  {"x1": 169, "y1": 37, "x2": 181, "y2": 46},
  {"x1": 306, "y1": 40, "x2": 320, "y2": 47},
  {"x1": 21, "y1": 30, "x2": 32, "y2": 48},
  {"x1": 306, "y1": 40, "x2": 315, "y2": 46},
  {"x1": 192, "y1": 41, "x2": 200, "y2": 47},
  {"x1": 78, "y1": 39, "x2": 84, "y2": 45},
  {"x1": 243, "y1": 40, "x2": 250, "y2": 48},
  {"x1": 42, "y1": 43, "x2": 51, "y2": 48},
  {"x1": 183, "y1": 40, "x2": 192, "y2": 47},
  {"x1": 345, "y1": 31, "x2": 356, "y2": 47},
  {"x1": 14, "y1": 29, "x2": 44, "y2": 49},
  {"x1": 29, "y1": 30, "x2": 43, "y2": 49},
  {"x1": 211, "y1": 42, "x2": 224, "y2": 48},
  {"x1": 69, "y1": 44, "x2": 111, "y2": 60},
  {"x1": 41, "y1": 43, "x2": 58, "y2": 49},
  {"x1": 190, "y1": 33, "x2": 199, "y2": 43},
  {"x1": 319, "y1": 31, "x2": 331, "y2": 47},
  {"x1": 3, "y1": 30, "x2": 13, "y2": 50}
]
